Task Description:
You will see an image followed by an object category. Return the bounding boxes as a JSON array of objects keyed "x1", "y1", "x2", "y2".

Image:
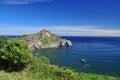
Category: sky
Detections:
[{"x1": 0, "y1": 0, "x2": 120, "y2": 36}]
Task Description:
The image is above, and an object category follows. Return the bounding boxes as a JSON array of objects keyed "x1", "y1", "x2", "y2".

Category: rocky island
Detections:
[{"x1": 18, "y1": 29, "x2": 72, "y2": 51}]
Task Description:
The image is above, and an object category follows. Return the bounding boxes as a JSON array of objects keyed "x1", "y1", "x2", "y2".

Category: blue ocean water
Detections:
[
  {"x1": 7, "y1": 35, "x2": 19, "y2": 38},
  {"x1": 8, "y1": 36, "x2": 120, "y2": 76},
  {"x1": 33, "y1": 36, "x2": 120, "y2": 77}
]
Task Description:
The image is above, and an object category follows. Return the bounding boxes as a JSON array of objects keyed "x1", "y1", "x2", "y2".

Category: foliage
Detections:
[
  {"x1": 0, "y1": 36, "x2": 8, "y2": 48},
  {"x1": 28, "y1": 56, "x2": 79, "y2": 80},
  {"x1": 0, "y1": 71, "x2": 32, "y2": 80},
  {"x1": 41, "y1": 36, "x2": 60, "y2": 45},
  {"x1": 0, "y1": 37, "x2": 32, "y2": 71},
  {"x1": 39, "y1": 56, "x2": 49, "y2": 64},
  {"x1": 78, "y1": 73, "x2": 120, "y2": 80}
]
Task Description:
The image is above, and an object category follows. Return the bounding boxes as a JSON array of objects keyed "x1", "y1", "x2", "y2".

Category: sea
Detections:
[{"x1": 8, "y1": 36, "x2": 120, "y2": 77}]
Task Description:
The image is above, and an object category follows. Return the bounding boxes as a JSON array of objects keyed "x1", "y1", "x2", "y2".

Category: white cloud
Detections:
[
  {"x1": 0, "y1": 0, "x2": 53, "y2": 4},
  {"x1": 0, "y1": 25, "x2": 120, "y2": 37}
]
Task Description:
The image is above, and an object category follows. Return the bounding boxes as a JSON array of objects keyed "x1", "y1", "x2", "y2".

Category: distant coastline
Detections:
[{"x1": 6, "y1": 35, "x2": 120, "y2": 38}]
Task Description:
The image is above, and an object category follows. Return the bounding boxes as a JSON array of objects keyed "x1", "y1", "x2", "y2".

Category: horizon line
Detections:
[{"x1": 0, "y1": 25, "x2": 120, "y2": 37}]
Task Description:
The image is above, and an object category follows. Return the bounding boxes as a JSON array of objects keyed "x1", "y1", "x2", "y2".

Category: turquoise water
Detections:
[{"x1": 33, "y1": 36, "x2": 120, "y2": 77}]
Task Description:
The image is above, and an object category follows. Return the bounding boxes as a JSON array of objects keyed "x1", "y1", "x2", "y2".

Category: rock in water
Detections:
[
  {"x1": 59, "y1": 39, "x2": 72, "y2": 47},
  {"x1": 18, "y1": 29, "x2": 72, "y2": 51},
  {"x1": 81, "y1": 59, "x2": 86, "y2": 64}
]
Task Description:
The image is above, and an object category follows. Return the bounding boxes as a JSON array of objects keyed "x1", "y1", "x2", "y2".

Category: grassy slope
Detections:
[
  {"x1": 0, "y1": 57, "x2": 120, "y2": 80},
  {"x1": 0, "y1": 70, "x2": 119, "y2": 80}
]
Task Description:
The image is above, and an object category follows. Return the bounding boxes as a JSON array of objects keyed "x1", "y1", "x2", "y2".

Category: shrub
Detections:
[
  {"x1": 0, "y1": 37, "x2": 32, "y2": 71},
  {"x1": 39, "y1": 56, "x2": 49, "y2": 64},
  {"x1": 29, "y1": 56, "x2": 80, "y2": 80}
]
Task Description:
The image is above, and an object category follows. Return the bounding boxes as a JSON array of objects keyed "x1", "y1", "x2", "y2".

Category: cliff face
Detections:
[{"x1": 19, "y1": 29, "x2": 72, "y2": 51}]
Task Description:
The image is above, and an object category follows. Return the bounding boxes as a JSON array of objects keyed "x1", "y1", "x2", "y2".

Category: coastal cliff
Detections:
[{"x1": 19, "y1": 29, "x2": 72, "y2": 51}]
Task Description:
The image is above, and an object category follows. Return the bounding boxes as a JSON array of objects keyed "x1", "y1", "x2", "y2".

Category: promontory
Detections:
[{"x1": 18, "y1": 29, "x2": 72, "y2": 51}]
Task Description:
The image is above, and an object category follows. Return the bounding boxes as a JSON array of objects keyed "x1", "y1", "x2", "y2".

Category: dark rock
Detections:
[
  {"x1": 59, "y1": 39, "x2": 72, "y2": 47},
  {"x1": 81, "y1": 59, "x2": 86, "y2": 64}
]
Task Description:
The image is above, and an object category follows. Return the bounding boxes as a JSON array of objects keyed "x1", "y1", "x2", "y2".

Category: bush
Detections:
[
  {"x1": 0, "y1": 37, "x2": 32, "y2": 71},
  {"x1": 29, "y1": 56, "x2": 79, "y2": 80}
]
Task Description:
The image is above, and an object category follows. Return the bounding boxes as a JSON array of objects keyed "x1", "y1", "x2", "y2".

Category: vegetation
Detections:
[
  {"x1": 0, "y1": 36, "x2": 32, "y2": 71},
  {"x1": 28, "y1": 56, "x2": 79, "y2": 80},
  {"x1": 0, "y1": 36, "x2": 120, "y2": 80},
  {"x1": 0, "y1": 56, "x2": 120, "y2": 80},
  {"x1": 41, "y1": 36, "x2": 60, "y2": 45}
]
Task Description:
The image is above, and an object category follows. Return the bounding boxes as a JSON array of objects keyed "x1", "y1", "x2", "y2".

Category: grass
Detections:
[
  {"x1": 41, "y1": 36, "x2": 60, "y2": 45},
  {"x1": 78, "y1": 73, "x2": 120, "y2": 80},
  {"x1": 0, "y1": 71, "x2": 31, "y2": 80},
  {"x1": 0, "y1": 56, "x2": 120, "y2": 80}
]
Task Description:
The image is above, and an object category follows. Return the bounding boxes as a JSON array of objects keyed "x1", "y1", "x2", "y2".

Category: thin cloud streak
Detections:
[
  {"x1": 0, "y1": 0, "x2": 53, "y2": 4},
  {"x1": 0, "y1": 25, "x2": 120, "y2": 36}
]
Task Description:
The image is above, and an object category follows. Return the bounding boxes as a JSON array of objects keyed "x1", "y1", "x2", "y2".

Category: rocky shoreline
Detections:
[{"x1": 19, "y1": 29, "x2": 72, "y2": 51}]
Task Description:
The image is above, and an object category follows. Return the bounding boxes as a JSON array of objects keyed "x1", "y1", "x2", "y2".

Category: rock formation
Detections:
[
  {"x1": 60, "y1": 39, "x2": 72, "y2": 47},
  {"x1": 19, "y1": 29, "x2": 72, "y2": 51},
  {"x1": 81, "y1": 59, "x2": 86, "y2": 64}
]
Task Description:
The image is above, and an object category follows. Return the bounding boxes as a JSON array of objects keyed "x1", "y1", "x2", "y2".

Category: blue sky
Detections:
[{"x1": 0, "y1": 0, "x2": 120, "y2": 36}]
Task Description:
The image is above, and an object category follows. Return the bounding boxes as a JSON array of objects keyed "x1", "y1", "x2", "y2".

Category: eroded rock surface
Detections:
[{"x1": 19, "y1": 29, "x2": 72, "y2": 51}]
